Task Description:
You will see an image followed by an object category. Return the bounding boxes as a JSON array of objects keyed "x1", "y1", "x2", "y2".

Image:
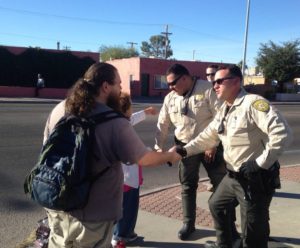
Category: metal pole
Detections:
[{"x1": 242, "y1": 0, "x2": 250, "y2": 84}]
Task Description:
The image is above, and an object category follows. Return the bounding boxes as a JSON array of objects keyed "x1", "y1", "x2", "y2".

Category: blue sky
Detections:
[{"x1": 0, "y1": 0, "x2": 299, "y2": 66}]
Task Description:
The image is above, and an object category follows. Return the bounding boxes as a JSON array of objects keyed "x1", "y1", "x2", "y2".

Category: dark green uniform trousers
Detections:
[
  {"x1": 178, "y1": 144, "x2": 227, "y2": 225},
  {"x1": 209, "y1": 173, "x2": 273, "y2": 248}
]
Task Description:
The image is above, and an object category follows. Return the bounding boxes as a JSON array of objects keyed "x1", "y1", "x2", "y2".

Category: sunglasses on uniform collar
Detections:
[{"x1": 168, "y1": 74, "x2": 183, "y2": 86}]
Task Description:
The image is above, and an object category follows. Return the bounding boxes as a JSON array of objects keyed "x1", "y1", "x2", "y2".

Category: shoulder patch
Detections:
[
  {"x1": 252, "y1": 99, "x2": 270, "y2": 112},
  {"x1": 195, "y1": 94, "x2": 204, "y2": 101}
]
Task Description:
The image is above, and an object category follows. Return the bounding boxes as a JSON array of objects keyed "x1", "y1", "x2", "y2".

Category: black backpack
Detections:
[{"x1": 24, "y1": 110, "x2": 124, "y2": 211}]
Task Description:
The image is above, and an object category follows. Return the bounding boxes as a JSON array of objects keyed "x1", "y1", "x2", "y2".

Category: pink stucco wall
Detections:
[
  {"x1": 107, "y1": 57, "x2": 140, "y2": 95},
  {"x1": 109, "y1": 57, "x2": 226, "y2": 97},
  {"x1": 0, "y1": 86, "x2": 68, "y2": 98}
]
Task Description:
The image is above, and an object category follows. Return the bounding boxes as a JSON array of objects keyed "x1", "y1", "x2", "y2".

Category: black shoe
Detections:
[
  {"x1": 204, "y1": 241, "x2": 220, "y2": 248},
  {"x1": 177, "y1": 223, "x2": 195, "y2": 240}
]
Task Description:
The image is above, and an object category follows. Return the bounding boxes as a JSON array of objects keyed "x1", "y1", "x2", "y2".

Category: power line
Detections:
[
  {"x1": 0, "y1": 6, "x2": 163, "y2": 26},
  {"x1": 0, "y1": 5, "x2": 254, "y2": 46}
]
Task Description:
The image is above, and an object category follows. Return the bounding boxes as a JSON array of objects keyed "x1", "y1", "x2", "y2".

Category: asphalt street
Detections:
[{"x1": 0, "y1": 102, "x2": 300, "y2": 247}]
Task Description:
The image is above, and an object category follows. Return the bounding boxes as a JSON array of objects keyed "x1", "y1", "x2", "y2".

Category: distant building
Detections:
[
  {"x1": 243, "y1": 75, "x2": 265, "y2": 85},
  {"x1": 243, "y1": 66, "x2": 265, "y2": 85},
  {"x1": 108, "y1": 57, "x2": 227, "y2": 97}
]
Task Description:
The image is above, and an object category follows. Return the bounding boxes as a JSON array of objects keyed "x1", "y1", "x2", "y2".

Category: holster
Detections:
[
  {"x1": 242, "y1": 161, "x2": 281, "y2": 199},
  {"x1": 260, "y1": 160, "x2": 281, "y2": 191}
]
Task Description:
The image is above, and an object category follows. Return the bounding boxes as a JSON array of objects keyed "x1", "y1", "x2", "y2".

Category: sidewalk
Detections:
[{"x1": 130, "y1": 165, "x2": 300, "y2": 248}]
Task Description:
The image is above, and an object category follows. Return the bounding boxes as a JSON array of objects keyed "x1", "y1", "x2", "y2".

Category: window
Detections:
[{"x1": 154, "y1": 75, "x2": 168, "y2": 89}]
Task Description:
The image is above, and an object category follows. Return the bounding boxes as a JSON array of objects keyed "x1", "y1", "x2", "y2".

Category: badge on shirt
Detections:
[
  {"x1": 252, "y1": 99, "x2": 270, "y2": 112},
  {"x1": 195, "y1": 94, "x2": 204, "y2": 101}
]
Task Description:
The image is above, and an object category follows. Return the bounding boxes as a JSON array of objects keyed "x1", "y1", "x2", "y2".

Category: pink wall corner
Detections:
[{"x1": 108, "y1": 57, "x2": 140, "y2": 95}]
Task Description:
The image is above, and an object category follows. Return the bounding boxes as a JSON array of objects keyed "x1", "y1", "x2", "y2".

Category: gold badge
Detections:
[
  {"x1": 252, "y1": 99, "x2": 270, "y2": 112},
  {"x1": 195, "y1": 94, "x2": 204, "y2": 101}
]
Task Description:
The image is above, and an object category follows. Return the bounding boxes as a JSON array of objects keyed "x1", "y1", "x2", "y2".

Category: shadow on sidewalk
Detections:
[
  {"x1": 271, "y1": 236, "x2": 300, "y2": 247},
  {"x1": 274, "y1": 191, "x2": 300, "y2": 199},
  {"x1": 128, "y1": 239, "x2": 204, "y2": 248},
  {"x1": 127, "y1": 229, "x2": 215, "y2": 247}
]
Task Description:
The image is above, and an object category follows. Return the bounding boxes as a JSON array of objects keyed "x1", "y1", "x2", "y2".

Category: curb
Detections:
[
  {"x1": 0, "y1": 98, "x2": 61, "y2": 104},
  {"x1": 1, "y1": 98, "x2": 300, "y2": 105},
  {"x1": 140, "y1": 177, "x2": 210, "y2": 197}
]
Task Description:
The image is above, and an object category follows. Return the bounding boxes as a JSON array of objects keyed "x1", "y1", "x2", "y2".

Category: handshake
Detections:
[{"x1": 156, "y1": 145, "x2": 187, "y2": 166}]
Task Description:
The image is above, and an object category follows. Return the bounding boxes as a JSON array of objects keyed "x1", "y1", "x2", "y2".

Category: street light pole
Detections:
[{"x1": 242, "y1": 0, "x2": 250, "y2": 84}]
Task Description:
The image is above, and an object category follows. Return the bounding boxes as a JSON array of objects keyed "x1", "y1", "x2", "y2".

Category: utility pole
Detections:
[
  {"x1": 127, "y1": 42, "x2": 137, "y2": 49},
  {"x1": 242, "y1": 0, "x2": 251, "y2": 85},
  {"x1": 192, "y1": 50, "x2": 196, "y2": 61},
  {"x1": 161, "y1": 24, "x2": 172, "y2": 59}
]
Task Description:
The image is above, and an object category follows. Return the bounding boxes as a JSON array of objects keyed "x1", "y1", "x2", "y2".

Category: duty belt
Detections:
[
  {"x1": 174, "y1": 136, "x2": 187, "y2": 146},
  {"x1": 227, "y1": 169, "x2": 241, "y2": 179}
]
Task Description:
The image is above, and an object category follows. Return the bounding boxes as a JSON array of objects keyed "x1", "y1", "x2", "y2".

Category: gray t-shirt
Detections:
[{"x1": 44, "y1": 101, "x2": 148, "y2": 221}]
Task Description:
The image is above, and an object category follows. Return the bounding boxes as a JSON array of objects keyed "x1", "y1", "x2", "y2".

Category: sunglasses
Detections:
[
  {"x1": 168, "y1": 74, "x2": 183, "y2": 86},
  {"x1": 206, "y1": 73, "x2": 215, "y2": 77},
  {"x1": 212, "y1": 76, "x2": 235, "y2": 87}
]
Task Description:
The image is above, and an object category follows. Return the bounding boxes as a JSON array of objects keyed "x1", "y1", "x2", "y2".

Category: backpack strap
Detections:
[
  {"x1": 90, "y1": 110, "x2": 125, "y2": 125},
  {"x1": 88, "y1": 110, "x2": 126, "y2": 182}
]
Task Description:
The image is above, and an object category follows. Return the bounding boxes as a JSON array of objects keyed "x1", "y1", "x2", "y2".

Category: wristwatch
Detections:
[{"x1": 176, "y1": 145, "x2": 187, "y2": 158}]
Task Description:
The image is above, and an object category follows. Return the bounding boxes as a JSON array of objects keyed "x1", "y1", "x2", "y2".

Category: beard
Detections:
[{"x1": 106, "y1": 91, "x2": 121, "y2": 111}]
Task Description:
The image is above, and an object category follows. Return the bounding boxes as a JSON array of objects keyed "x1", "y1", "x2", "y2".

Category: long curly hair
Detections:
[{"x1": 65, "y1": 62, "x2": 117, "y2": 116}]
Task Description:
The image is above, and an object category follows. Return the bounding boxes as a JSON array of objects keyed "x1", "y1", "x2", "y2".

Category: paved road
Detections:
[{"x1": 0, "y1": 102, "x2": 299, "y2": 247}]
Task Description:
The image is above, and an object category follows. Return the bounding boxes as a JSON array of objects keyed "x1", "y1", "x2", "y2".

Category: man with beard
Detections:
[{"x1": 43, "y1": 62, "x2": 180, "y2": 248}]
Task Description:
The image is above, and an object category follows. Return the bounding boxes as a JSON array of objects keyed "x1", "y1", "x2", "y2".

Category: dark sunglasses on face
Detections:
[
  {"x1": 168, "y1": 74, "x2": 183, "y2": 86},
  {"x1": 206, "y1": 73, "x2": 215, "y2": 77},
  {"x1": 212, "y1": 76, "x2": 235, "y2": 87}
]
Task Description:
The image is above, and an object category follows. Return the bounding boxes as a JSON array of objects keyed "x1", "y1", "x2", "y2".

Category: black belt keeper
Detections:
[
  {"x1": 227, "y1": 169, "x2": 241, "y2": 179},
  {"x1": 174, "y1": 136, "x2": 187, "y2": 146}
]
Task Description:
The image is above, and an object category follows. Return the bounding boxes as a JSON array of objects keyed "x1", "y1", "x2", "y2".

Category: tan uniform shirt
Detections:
[
  {"x1": 185, "y1": 88, "x2": 293, "y2": 171},
  {"x1": 155, "y1": 79, "x2": 221, "y2": 150}
]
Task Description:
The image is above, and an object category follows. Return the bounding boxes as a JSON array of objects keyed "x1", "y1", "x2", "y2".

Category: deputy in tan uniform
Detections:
[
  {"x1": 206, "y1": 64, "x2": 219, "y2": 83},
  {"x1": 174, "y1": 65, "x2": 292, "y2": 248},
  {"x1": 155, "y1": 63, "x2": 232, "y2": 241}
]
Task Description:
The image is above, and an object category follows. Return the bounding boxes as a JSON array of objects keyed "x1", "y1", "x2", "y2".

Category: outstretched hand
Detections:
[
  {"x1": 167, "y1": 150, "x2": 182, "y2": 164},
  {"x1": 144, "y1": 106, "x2": 157, "y2": 115}
]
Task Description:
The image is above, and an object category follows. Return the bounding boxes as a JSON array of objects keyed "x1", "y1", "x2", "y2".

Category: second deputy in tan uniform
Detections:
[
  {"x1": 155, "y1": 64, "x2": 238, "y2": 241},
  {"x1": 174, "y1": 65, "x2": 292, "y2": 248}
]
